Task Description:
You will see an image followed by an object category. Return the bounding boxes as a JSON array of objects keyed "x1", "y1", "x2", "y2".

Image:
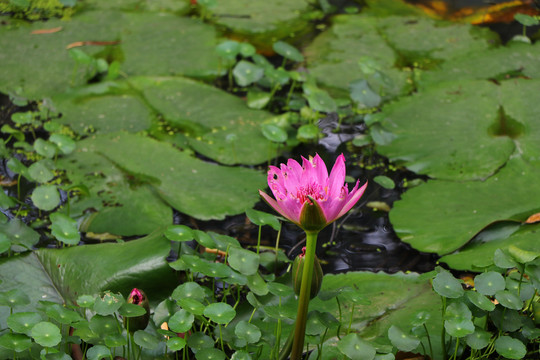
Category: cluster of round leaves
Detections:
[{"x1": 388, "y1": 247, "x2": 539, "y2": 359}]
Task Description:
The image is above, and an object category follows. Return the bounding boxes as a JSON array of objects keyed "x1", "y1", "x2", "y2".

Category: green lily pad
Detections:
[
  {"x1": 53, "y1": 86, "x2": 153, "y2": 134},
  {"x1": 304, "y1": 15, "x2": 411, "y2": 100},
  {"x1": 390, "y1": 157, "x2": 540, "y2": 255},
  {"x1": 441, "y1": 224, "x2": 540, "y2": 270},
  {"x1": 309, "y1": 271, "x2": 443, "y2": 354},
  {"x1": 200, "y1": 0, "x2": 314, "y2": 51},
  {"x1": 377, "y1": 16, "x2": 498, "y2": 68},
  {"x1": 419, "y1": 42, "x2": 540, "y2": 89},
  {"x1": 0, "y1": 11, "x2": 123, "y2": 99},
  {"x1": 75, "y1": 132, "x2": 265, "y2": 220},
  {"x1": 129, "y1": 76, "x2": 278, "y2": 165},
  {"x1": 0, "y1": 231, "x2": 176, "y2": 331},
  {"x1": 120, "y1": 13, "x2": 221, "y2": 79},
  {"x1": 58, "y1": 150, "x2": 172, "y2": 236}
]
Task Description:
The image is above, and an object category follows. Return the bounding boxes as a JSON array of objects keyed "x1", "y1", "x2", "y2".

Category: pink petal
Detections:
[
  {"x1": 336, "y1": 181, "x2": 368, "y2": 219},
  {"x1": 259, "y1": 190, "x2": 301, "y2": 224},
  {"x1": 328, "y1": 154, "x2": 346, "y2": 198},
  {"x1": 312, "y1": 154, "x2": 329, "y2": 185}
]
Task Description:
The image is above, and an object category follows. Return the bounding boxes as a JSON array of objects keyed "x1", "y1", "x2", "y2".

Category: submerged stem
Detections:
[{"x1": 290, "y1": 231, "x2": 318, "y2": 360}]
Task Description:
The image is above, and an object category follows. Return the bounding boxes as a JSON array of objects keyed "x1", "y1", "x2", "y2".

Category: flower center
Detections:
[{"x1": 296, "y1": 182, "x2": 326, "y2": 204}]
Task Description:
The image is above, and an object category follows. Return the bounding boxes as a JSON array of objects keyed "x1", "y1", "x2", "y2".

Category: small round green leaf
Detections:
[
  {"x1": 493, "y1": 248, "x2": 517, "y2": 268},
  {"x1": 231, "y1": 350, "x2": 252, "y2": 360},
  {"x1": 272, "y1": 41, "x2": 304, "y2": 62},
  {"x1": 86, "y1": 345, "x2": 111, "y2": 360},
  {"x1": 514, "y1": 13, "x2": 539, "y2": 26},
  {"x1": 31, "y1": 185, "x2": 60, "y2": 211},
  {"x1": 178, "y1": 298, "x2": 205, "y2": 316},
  {"x1": 475, "y1": 271, "x2": 505, "y2": 296},
  {"x1": 0, "y1": 289, "x2": 31, "y2": 308},
  {"x1": 267, "y1": 282, "x2": 294, "y2": 298},
  {"x1": 388, "y1": 325, "x2": 420, "y2": 352},
  {"x1": 494, "y1": 336, "x2": 526, "y2": 359},
  {"x1": 45, "y1": 304, "x2": 83, "y2": 325},
  {"x1": 133, "y1": 330, "x2": 160, "y2": 350},
  {"x1": 337, "y1": 333, "x2": 376, "y2": 360},
  {"x1": 465, "y1": 328, "x2": 491, "y2": 350},
  {"x1": 246, "y1": 208, "x2": 281, "y2": 230},
  {"x1": 203, "y1": 303, "x2": 236, "y2": 325},
  {"x1": 507, "y1": 245, "x2": 539, "y2": 264},
  {"x1": 247, "y1": 273, "x2": 268, "y2": 296},
  {"x1": 89, "y1": 315, "x2": 118, "y2": 335},
  {"x1": 196, "y1": 348, "x2": 226, "y2": 360},
  {"x1": 228, "y1": 246, "x2": 259, "y2": 276},
  {"x1": 28, "y1": 161, "x2": 54, "y2": 183},
  {"x1": 7, "y1": 312, "x2": 42, "y2": 335},
  {"x1": 239, "y1": 43, "x2": 256, "y2": 57},
  {"x1": 297, "y1": 124, "x2": 320, "y2": 141},
  {"x1": 0, "y1": 333, "x2": 32, "y2": 352},
  {"x1": 31, "y1": 321, "x2": 61, "y2": 347},
  {"x1": 432, "y1": 269, "x2": 464, "y2": 298},
  {"x1": 76, "y1": 295, "x2": 95, "y2": 308},
  {"x1": 167, "y1": 336, "x2": 186, "y2": 351},
  {"x1": 466, "y1": 291, "x2": 495, "y2": 311},
  {"x1": 235, "y1": 320, "x2": 261, "y2": 344},
  {"x1": 93, "y1": 292, "x2": 124, "y2": 316},
  {"x1": 410, "y1": 311, "x2": 431, "y2": 326},
  {"x1": 104, "y1": 333, "x2": 127, "y2": 347},
  {"x1": 172, "y1": 282, "x2": 206, "y2": 302},
  {"x1": 233, "y1": 61, "x2": 264, "y2": 87},
  {"x1": 247, "y1": 91, "x2": 271, "y2": 109},
  {"x1": 34, "y1": 139, "x2": 57, "y2": 158},
  {"x1": 261, "y1": 123, "x2": 288, "y2": 143},
  {"x1": 164, "y1": 225, "x2": 194, "y2": 242},
  {"x1": 373, "y1": 175, "x2": 395, "y2": 190},
  {"x1": 444, "y1": 301, "x2": 474, "y2": 338},
  {"x1": 495, "y1": 290, "x2": 523, "y2": 310},
  {"x1": 187, "y1": 332, "x2": 214, "y2": 351},
  {"x1": 119, "y1": 303, "x2": 147, "y2": 317},
  {"x1": 168, "y1": 309, "x2": 194, "y2": 333},
  {"x1": 50, "y1": 212, "x2": 79, "y2": 245},
  {"x1": 216, "y1": 40, "x2": 240, "y2": 59},
  {"x1": 48, "y1": 134, "x2": 76, "y2": 155}
]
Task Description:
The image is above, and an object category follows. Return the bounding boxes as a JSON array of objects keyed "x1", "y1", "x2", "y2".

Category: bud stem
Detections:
[{"x1": 290, "y1": 231, "x2": 319, "y2": 360}]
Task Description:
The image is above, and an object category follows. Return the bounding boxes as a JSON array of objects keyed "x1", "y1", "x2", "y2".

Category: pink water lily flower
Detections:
[{"x1": 259, "y1": 154, "x2": 367, "y2": 232}]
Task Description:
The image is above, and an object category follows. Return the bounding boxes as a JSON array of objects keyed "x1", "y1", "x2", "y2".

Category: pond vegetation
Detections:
[{"x1": 0, "y1": 0, "x2": 540, "y2": 359}]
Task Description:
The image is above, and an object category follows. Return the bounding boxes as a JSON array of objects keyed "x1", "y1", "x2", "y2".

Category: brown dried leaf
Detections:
[
  {"x1": 525, "y1": 212, "x2": 540, "y2": 224},
  {"x1": 31, "y1": 27, "x2": 63, "y2": 35}
]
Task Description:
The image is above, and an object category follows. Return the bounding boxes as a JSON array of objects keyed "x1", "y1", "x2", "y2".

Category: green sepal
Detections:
[{"x1": 299, "y1": 196, "x2": 327, "y2": 232}]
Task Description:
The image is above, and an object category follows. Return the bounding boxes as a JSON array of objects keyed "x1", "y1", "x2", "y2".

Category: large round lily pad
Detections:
[
  {"x1": 390, "y1": 157, "x2": 540, "y2": 255},
  {"x1": 120, "y1": 13, "x2": 221, "y2": 79},
  {"x1": 418, "y1": 42, "x2": 540, "y2": 89},
  {"x1": 129, "y1": 76, "x2": 278, "y2": 165},
  {"x1": 0, "y1": 232, "x2": 175, "y2": 330},
  {"x1": 200, "y1": 0, "x2": 314, "y2": 51},
  {"x1": 54, "y1": 84, "x2": 153, "y2": 134},
  {"x1": 75, "y1": 132, "x2": 265, "y2": 220},
  {"x1": 304, "y1": 14, "x2": 410, "y2": 100},
  {"x1": 372, "y1": 79, "x2": 540, "y2": 180},
  {"x1": 57, "y1": 151, "x2": 172, "y2": 236},
  {"x1": 0, "y1": 11, "x2": 122, "y2": 99}
]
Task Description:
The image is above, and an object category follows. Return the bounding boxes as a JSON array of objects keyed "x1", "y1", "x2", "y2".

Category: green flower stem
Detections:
[{"x1": 290, "y1": 231, "x2": 318, "y2": 360}]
